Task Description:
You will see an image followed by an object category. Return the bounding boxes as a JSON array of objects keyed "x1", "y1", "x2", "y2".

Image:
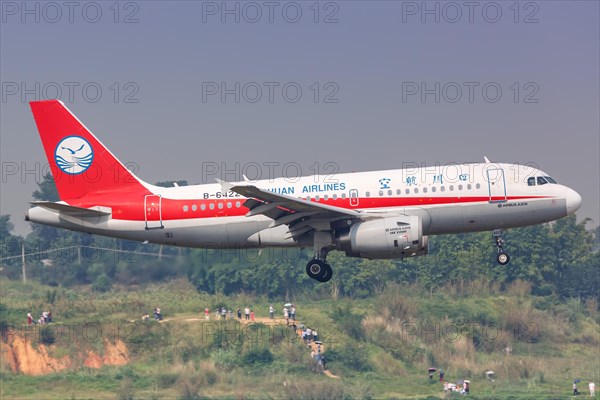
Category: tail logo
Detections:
[{"x1": 54, "y1": 136, "x2": 94, "y2": 174}]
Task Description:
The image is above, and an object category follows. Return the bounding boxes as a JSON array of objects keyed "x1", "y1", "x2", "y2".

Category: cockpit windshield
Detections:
[{"x1": 528, "y1": 176, "x2": 558, "y2": 186}]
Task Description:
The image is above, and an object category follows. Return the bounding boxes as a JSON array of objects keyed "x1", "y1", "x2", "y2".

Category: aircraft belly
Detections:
[{"x1": 426, "y1": 198, "x2": 567, "y2": 234}]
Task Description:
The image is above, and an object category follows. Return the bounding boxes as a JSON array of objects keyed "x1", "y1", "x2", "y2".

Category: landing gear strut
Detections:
[
  {"x1": 306, "y1": 231, "x2": 334, "y2": 282},
  {"x1": 493, "y1": 229, "x2": 510, "y2": 265}
]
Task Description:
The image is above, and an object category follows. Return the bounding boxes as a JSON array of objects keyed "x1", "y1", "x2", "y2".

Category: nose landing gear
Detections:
[{"x1": 493, "y1": 229, "x2": 510, "y2": 265}]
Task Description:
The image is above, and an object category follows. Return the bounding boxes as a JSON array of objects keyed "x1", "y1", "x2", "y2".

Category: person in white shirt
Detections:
[{"x1": 589, "y1": 381, "x2": 595, "y2": 396}]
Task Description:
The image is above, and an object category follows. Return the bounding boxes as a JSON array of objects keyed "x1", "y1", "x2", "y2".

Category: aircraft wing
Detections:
[{"x1": 218, "y1": 180, "x2": 361, "y2": 235}]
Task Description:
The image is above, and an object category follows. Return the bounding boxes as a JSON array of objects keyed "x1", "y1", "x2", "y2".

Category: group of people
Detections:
[
  {"x1": 573, "y1": 380, "x2": 595, "y2": 396},
  {"x1": 141, "y1": 306, "x2": 163, "y2": 321},
  {"x1": 443, "y1": 381, "x2": 469, "y2": 395},
  {"x1": 283, "y1": 305, "x2": 296, "y2": 324},
  {"x1": 203, "y1": 306, "x2": 256, "y2": 321},
  {"x1": 26, "y1": 310, "x2": 52, "y2": 325},
  {"x1": 201, "y1": 304, "x2": 298, "y2": 323}
]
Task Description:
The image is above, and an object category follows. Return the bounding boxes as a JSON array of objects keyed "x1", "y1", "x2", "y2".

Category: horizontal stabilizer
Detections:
[{"x1": 30, "y1": 201, "x2": 112, "y2": 218}]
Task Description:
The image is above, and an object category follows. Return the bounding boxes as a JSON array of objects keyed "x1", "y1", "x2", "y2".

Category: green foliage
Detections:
[
  {"x1": 91, "y1": 274, "x2": 112, "y2": 292},
  {"x1": 330, "y1": 303, "x2": 365, "y2": 341},
  {"x1": 327, "y1": 342, "x2": 371, "y2": 372},
  {"x1": 241, "y1": 347, "x2": 274, "y2": 366}
]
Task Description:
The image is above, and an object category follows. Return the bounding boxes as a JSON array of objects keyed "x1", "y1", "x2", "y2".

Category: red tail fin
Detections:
[{"x1": 30, "y1": 100, "x2": 149, "y2": 201}]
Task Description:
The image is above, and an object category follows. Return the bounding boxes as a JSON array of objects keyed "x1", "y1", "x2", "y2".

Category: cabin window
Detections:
[
  {"x1": 235, "y1": 201, "x2": 241, "y2": 208},
  {"x1": 209, "y1": 204, "x2": 215, "y2": 210},
  {"x1": 341, "y1": 193, "x2": 346, "y2": 199},
  {"x1": 528, "y1": 177, "x2": 536, "y2": 186},
  {"x1": 458, "y1": 185, "x2": 463, "y2": 190},
  {"x1": 201, "y1": 204, "x2": 206, "y2": 211},
  {"x1": 449, "y1": 185, "x2": 454, "y2": 191},
  {"x1": 397, "y1": 189, "x2": 401, "y2": 195},
  {"x1": 192, "y1": 205, "x2": 197, "y2": 211},
  {"x1": 537, "y1": 176, "x2": 548, "y2": 185},
  {"x1": 388, "y1": 189, "x2": 393, "y2": 196},
  {"x1": 405, "y1": 188, "x2": 410, "y2": 195},
  {"x1": 227, "y1": 202, "x2": 232, "y2": 209},
  {"x1": 440, "y1": 186, "x2": 445, "y2": 192},
  {"x1": 324, "y1": 195, "x2": 329, "y2": 201},
  {"x1": 467, "y1": 184, "x2": 472, "y2": 190},
  {"x1": 432, "y1": 187, "x2": 436, "y2": 192},
  {"x1": 414, "y1": 188, "x2": 419, "y2": 194},
  {"x1": 366, "y1": 191, "x2": 371, "y2": 197},
  {"x1": 476, "y1": 183, "x2": 481, "y2": 189},
  {"x1": 183, "y1": 205, "x2": 189, "y2": 212},
  {"x1": 332, "y1": 194, "x2": 337, "y2": 200},
  {"x1": 218, "y1": 203, "x2": 224, "y2": 209},
  {"x1": 545, "y1": 176, "x2": 557, "y2": 184},
  {"x1": 423, "y1": 187, "x2": 428, "y2": 193}
]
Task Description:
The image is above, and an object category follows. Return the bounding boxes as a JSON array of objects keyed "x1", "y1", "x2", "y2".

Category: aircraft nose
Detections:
[{"x1": 565, "y1": 188, "x2": 582, "y2": 215}]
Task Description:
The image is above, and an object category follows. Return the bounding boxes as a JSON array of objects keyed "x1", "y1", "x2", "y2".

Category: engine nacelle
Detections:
[{"x1": 336, "y1": 216, "x2": 429, "y2": 259}]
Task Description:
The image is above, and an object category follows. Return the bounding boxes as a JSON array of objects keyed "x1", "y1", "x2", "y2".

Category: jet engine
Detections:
[{"x1": 336, "y1": 215, "x2": 428, "y2": 259}]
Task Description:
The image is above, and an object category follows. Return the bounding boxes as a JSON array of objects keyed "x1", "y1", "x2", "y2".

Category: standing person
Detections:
[
  {"x1": 27, "y1": 312, "x2": 34, "y2": 326},
  {"x1": 269, "y1": 305, "x2": 274, "y2": 319},
  {"x1": 291, "y1": 305, "x2": 296, "y2": 321},
  {"x1": 283, "y1": 307, "x2": 289, "y2": 324},
  {"x1": 250, "y1": 310, "x2": 255, "y2": 322},
  {"x1": 440, "y1": 369, "x2": 444, "y2": 382},
  {"x1": 312, "y1": 329, "x2": 318, "y2": 342},
  {"x1": 589, "y1": 381, "x2": 595, "y2": 396},
  {"x1": 221, "y1": 307, "x2": 227, "y2": 320},
  {"x1": 204, "y1": 308, "x2": 210, "y2": 320},
  {"x1": 574, "y1": 382, "x2": 579, "y2": 396},
  {"x1": 244, "y1": 306, "x2": 250, "y2": 321},
  {"x1": 237, "y1": 308, "x2": 242, "y2": 319},
  {"x1": 306, "y1": 327, "x2": 312, "y2": 343}
]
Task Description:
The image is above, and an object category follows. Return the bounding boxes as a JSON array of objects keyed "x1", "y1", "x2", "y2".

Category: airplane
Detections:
[{"x1": 26, "y1": 100, "x2": 582, "y2": 282}]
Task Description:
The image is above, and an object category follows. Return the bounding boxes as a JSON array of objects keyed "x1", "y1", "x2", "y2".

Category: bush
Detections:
[
  {"x1": 91, "y1": 274, "x2": 112, "y2": 292},
  {"x1": 329, "y1": 303, "x2": 365, "y2": 341},
  {"x1": 241, "y1": 347, "x2": 274, "y2": 366},
  {"x1": 326, "y1": 342, "x2": 371, "y2": 372}
]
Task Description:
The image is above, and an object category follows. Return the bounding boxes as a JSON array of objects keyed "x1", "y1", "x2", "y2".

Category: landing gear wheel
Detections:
[
  {"x1": 497, "y1": 251, "x2": 510, "y2": 265},
  {"x1": 306, "y1": 260, "x2": 332, "y2": 282},
  {"x1": 492, "y1": 229, "x2": 510, "y2": 265},
  {"x1": 320, "y1": 264, "x2": 333, "y2": 283}
]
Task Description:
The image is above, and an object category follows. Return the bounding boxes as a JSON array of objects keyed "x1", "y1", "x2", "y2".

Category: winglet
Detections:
[
  {"x1": 215, "y1": 178, "x2": 234, "y2": 194},
  {"x1": 484, "y1": 156, "x2": 491, "y2": 163}
]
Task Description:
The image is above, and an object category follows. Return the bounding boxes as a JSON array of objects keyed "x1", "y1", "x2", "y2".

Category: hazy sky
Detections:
[{"x1": 1, "y1": 1, "x2": 598, "y2": 235}]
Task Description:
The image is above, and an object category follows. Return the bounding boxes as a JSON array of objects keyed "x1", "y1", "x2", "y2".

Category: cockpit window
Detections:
[
  {"x1": 537, "y1": 176, "x2": 548, "y2": 185},
  {"x1": 544, "y1": 176, "x2": 557, "y2": 184},
  {"x1": 527, "y1": 177, "x2": 536, "y2": 186}
]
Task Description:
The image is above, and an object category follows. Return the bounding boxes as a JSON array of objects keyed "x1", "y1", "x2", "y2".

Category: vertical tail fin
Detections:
[{"x1": 30, "y1": 100, "x2": 150, "y2": 201}]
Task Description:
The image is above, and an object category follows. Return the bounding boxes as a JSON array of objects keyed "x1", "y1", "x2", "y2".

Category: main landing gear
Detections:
[
  {"x1": 306, "y1": 231, "x2": 334, "y2": 283},
  {"x1": 493, "y1": 229, "x2": 510, "y2": 265},
  {"x1": 306, "y1": 259, "x2": 333, "y2": 282}
]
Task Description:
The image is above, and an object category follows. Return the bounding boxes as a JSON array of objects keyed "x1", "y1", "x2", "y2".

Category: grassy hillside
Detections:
[{"x1": 1, "y1": 278, "x2": 598, "y2": 399}]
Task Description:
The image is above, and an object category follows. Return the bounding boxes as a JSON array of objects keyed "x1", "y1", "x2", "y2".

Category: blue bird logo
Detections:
[{"x1": 54, "y1": 136, "x2": 94, "y2": 174}]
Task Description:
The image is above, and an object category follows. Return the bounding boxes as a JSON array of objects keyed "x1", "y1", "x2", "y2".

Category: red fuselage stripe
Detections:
[{"x1": 69, "y1": 195, "x2": 550, "y2": 221}]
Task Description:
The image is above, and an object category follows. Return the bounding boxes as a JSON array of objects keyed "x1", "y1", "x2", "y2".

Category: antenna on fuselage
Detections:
[{"x1": 484, "y1": 156, "x2": 491, "y2": 163}]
